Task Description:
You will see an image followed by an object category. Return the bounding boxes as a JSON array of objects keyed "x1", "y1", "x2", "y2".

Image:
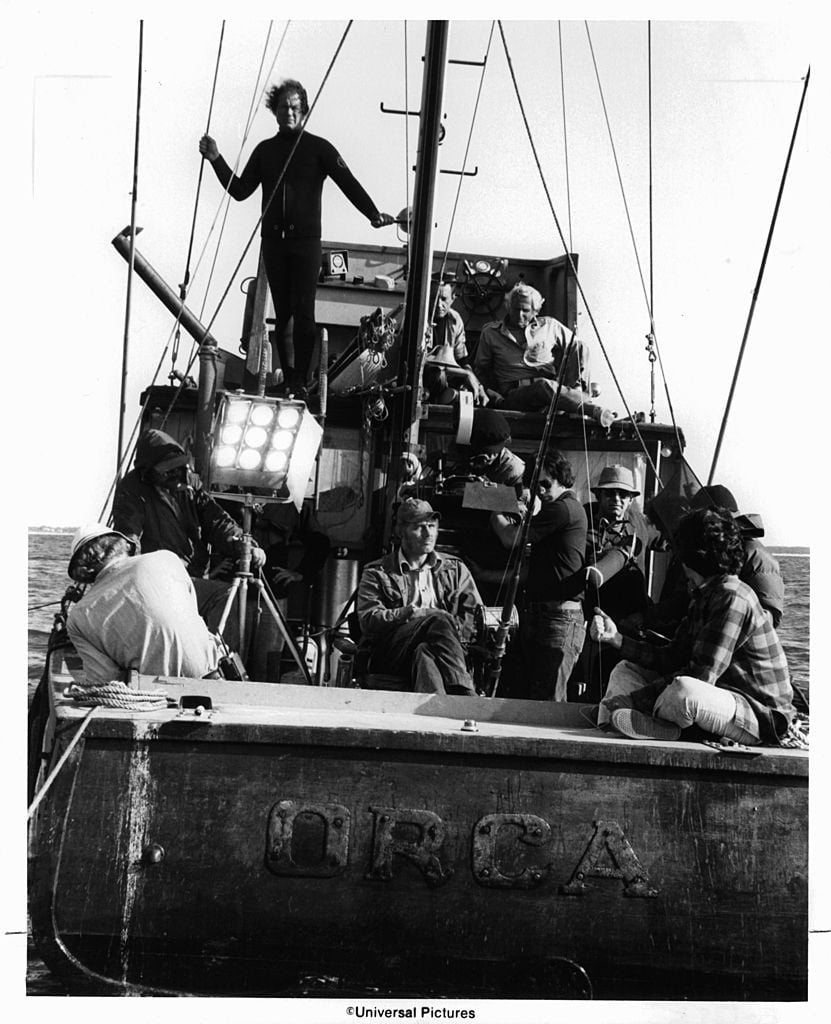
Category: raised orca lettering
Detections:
[
  {"x1": 559, "y1": 819, "x2": 658, "y2": 898},
  {"x1": 367, "y1": 807, "x2": 453, "y2": 887}
]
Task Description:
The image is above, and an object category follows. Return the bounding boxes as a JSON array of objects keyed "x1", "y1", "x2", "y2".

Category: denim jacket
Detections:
[{"x1": 357, "y1": 549, "x2": 482, "y2": 642}]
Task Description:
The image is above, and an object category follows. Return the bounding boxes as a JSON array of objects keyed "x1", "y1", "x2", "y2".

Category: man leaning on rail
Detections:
[
  {"x1": 65, "y1": 523, "x2": 222, "y2": 686},
  {"x1": 356, "y1": 498, "x2": 483, "y2": 695}
]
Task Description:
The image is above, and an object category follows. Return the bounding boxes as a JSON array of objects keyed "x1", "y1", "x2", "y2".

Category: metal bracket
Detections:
[{"x1": 176, "y1": 695, "x2": 214, "y2": 721}]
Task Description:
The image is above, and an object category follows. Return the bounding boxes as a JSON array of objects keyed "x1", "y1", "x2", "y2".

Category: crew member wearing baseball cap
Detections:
[
  {"x1": 356, "y1": 498, "x2": 483, "y2": 695},
  {"x1": 66, "y1": 523, "x2": 221, "y2": 686}
]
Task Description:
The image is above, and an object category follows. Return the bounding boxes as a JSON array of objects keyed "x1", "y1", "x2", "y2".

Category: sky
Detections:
[
  {"x1": 7, "y1": 2, "x2": 829, "y2": 1020},
  {"x1": 5, "y1": 1, "x2": 822, "y2": 547}
]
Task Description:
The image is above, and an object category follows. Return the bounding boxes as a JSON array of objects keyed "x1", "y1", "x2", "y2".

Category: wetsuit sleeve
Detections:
[
  {"x1": 321, "y1": 140, "x2": 381, "y2": 221},
  {"x1": 209, "y1": 146, "x2": 263, "y2": 201}
]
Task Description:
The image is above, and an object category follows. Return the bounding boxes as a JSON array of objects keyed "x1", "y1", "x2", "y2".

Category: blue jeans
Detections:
[{"x1": 521, "y1": 605, "x2": 586, "y2": 701}]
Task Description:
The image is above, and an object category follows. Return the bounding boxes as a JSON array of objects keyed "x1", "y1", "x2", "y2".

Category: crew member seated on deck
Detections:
[
  {"x1": 577, "y1": 465, "x2": 662, "y2": 700},
  {"x1": 65, "y1": 523, "x2": 221, "y2": 686},
  {"x1": 473, "y1": 282, "x2": 616, "y2": 426},
  {"x1": 592, "y1": 507, "x2": 798, "y2": 746},
  {"x1": 356, "y1": 498, "x2": 482, "y2": 695},
  {"x1": 490, "y1": 450, "x2": 588, "y2": 702}
]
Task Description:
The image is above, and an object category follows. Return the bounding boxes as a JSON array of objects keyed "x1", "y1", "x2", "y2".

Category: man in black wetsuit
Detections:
[{"x1": 199, "y1": 78, "x2": 394, "y2": 394}]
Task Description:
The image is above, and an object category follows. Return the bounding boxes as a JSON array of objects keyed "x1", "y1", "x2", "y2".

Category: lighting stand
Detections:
[{"x1": 213, "y1": 495, "x2": 312, "y2": 685}]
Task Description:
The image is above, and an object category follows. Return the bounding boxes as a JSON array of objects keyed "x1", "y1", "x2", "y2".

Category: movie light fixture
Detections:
[{"x1": 208, "y1": 392, "x2": 323, "y2": 509}]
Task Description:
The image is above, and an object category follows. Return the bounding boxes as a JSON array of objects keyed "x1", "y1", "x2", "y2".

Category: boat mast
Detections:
[
  {"x1": 382, "y1": 21, "x2": 449, "y2": 543},
  {"x1": 117, "y1": 22, "x2": 144, "y2": 478}
]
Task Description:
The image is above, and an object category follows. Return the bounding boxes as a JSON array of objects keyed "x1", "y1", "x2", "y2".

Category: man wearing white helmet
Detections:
[{"x1": 66, "y1": 524, "x2": 221, "y2": 686}]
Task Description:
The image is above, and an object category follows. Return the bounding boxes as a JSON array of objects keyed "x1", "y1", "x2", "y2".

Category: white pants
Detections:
[{"x1": 598, "y1": 660, "x2": 761, "y2": 745}]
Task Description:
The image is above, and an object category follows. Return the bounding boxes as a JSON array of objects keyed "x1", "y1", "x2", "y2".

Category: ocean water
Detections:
[{"x1": 25, "y1": 531, "x2": 811, "y2": 994}]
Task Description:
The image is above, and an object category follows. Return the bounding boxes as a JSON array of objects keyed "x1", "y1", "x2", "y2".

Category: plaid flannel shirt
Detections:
[{"x1": 618, "y1": 574, "x2": 794, "y2": 743}]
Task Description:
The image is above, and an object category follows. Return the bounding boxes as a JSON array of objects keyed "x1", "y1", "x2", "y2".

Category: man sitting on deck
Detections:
[
  {"x1": 356, "y1": 498, "x2": 483, "y2": 695},
  {"x1": 65, "y1": 523, "x2": 221, "y2": 686},
  {"x1": 591, "y1": 507, "x2": 797, "y2": 745},
  {"x1": 473, "y1": 282, "x2": 616, "y2": 426}
]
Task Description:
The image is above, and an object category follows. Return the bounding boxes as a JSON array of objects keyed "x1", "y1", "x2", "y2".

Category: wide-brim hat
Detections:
[
  {"x1": 397, "y1": 498, "x2": 441, "y2": 525},
  {"x1": 591, "y1": 465, "x2": 640, "y2": 496},
  {"x1": 68, "y1": 522, "x2": 136, "y2": 578}
]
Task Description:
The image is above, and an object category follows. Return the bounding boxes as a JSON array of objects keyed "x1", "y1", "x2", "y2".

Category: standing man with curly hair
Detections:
[
  {"x1": 199, "y1": 79, "x2": 394, "y2": 395},
  {"x1": 591, "y1": 507, "x2": 796, "y2": 745}
]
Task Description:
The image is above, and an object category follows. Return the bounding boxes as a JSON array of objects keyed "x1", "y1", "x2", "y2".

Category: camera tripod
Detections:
[{"x1": 213, "y1": 501, "x2": 312, "y2": 685}]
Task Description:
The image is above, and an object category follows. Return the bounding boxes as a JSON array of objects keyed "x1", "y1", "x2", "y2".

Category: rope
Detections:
[
  {"x1": 64, "y1": 682, "x2": 170, "y2": 711},
  {"x1": 27, "y1": 706, "x2": 98, "y2": 821},
  {"x1": 496, "y1": 22, "x2": 658, "y2": 480}
]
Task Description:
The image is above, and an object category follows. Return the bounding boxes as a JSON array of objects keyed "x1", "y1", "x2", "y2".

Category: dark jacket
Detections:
[
  {"x1": 211, "y1": 131, "x2": 380, "y2": 240},
  {"x1": 112, "y1": 430, "x2": 242, "y2": 577}
]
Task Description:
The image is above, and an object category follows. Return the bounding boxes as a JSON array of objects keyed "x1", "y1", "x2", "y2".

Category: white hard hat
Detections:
[{"x1": 68, "y1": 523, "x2": 136, "y2": 578}]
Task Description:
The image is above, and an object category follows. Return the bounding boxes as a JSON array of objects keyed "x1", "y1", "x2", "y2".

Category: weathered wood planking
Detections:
[{"x1": 29, "y1": 680, "x2": 807, "y2": 998}]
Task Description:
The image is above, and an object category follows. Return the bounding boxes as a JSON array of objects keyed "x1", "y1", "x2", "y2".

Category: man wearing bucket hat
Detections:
[
  {"x1": 356, "y1": 498, "x2": 483, "y2": 695},
  {"x1": 66, "y1": 523, "x2": 221, "y2": 687}
]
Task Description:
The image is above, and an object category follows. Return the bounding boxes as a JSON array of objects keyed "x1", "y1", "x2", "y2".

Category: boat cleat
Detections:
[{"x1": 176, "y1": 694, "x2": 215, "y2": 722}]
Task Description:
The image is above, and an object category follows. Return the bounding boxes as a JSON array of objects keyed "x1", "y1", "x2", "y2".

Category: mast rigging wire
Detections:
[
  {"x1": 192, "y1": 21, "x2": 288, "y2": 327},
  {"x1": 98, "y1": 22, "x2": 291, "y2": 513},
  {"x1": 169, "y1": 21, "x2": 355, "y2": 407},
  {"x1": 402, "y1": 22, "x2": 412, "y2": 239},
  {"x1": 557, "y1": 22, "x2": 573, "y2": 253},
  {"x1": 584, "y1": 22, "x2": 684, "y2": 455},
  {"x1": 116, "y1": 21, "x2": 144, "y2": 478},
  {"x1": 497, "y1": 21, "x2": 659, "y2": 480},
  {"x1": 708, "y1": 65, "x2": 811, "y2": 485},
  {"x1": 178, "y1": 21, "x2": 226, "y2": 323},
  {"x1": 433, "y1": 21, "x2": 496, "y2": 291}
]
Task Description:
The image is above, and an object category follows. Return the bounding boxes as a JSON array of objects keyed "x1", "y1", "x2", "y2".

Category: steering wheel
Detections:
[{"x1": 458, "y1": 272, "x2": 506, "y2": 315}]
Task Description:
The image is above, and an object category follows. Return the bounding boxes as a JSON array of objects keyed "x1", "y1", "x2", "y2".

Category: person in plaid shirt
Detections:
[{"x1": 590, "y1": 507, "x2": 796, "y2": 744}]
